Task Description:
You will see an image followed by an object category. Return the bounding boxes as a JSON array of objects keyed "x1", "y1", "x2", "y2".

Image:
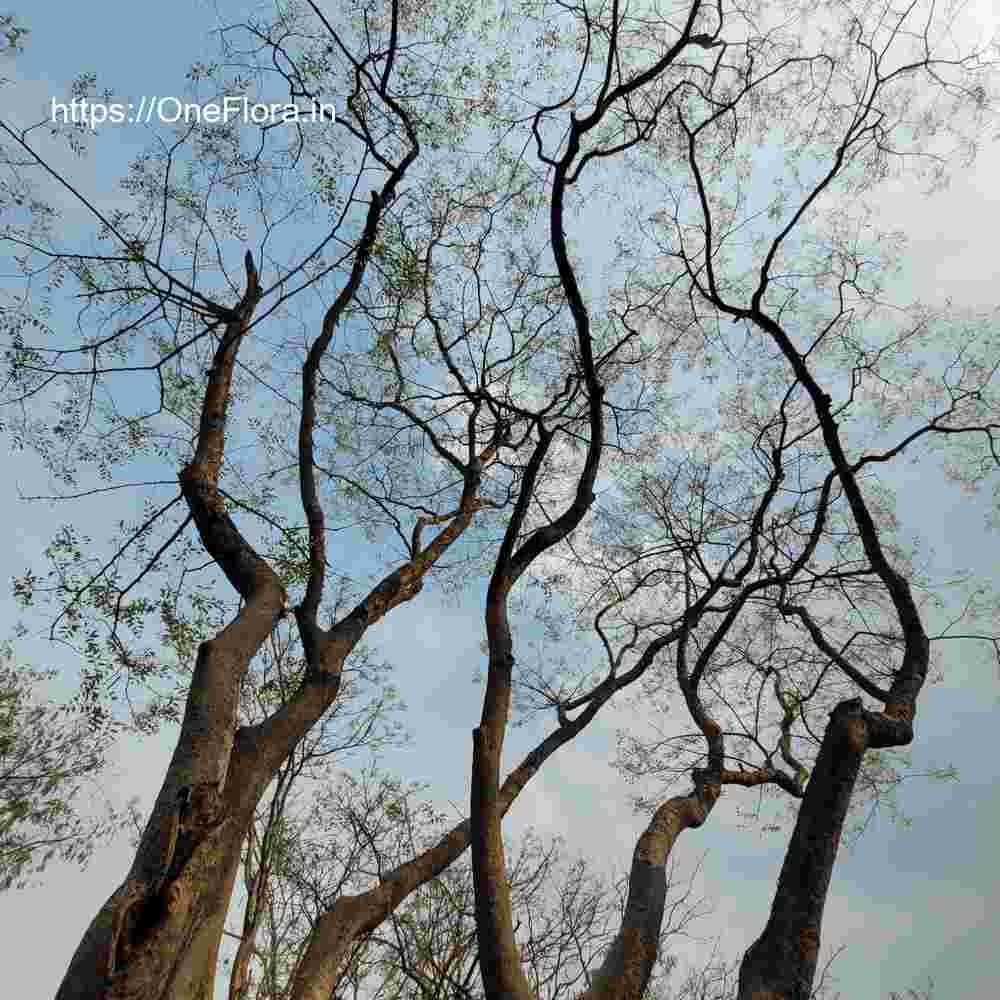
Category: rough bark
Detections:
[
  {"x1": 471, "y1": 722, "x2": 536, "y2": 1000},
  {"x1": 737, "y1": 698, "x2": 868, "y2": 1000},
  {"x1": 55, "y1": 795, "x2": 250, "y2": 1000},
  {"x1": 579, "y1": 776, "x2": 720, "y2": 1000},
  {"x1": 736, "y1": 691, "x2": 928, "y2": 1000}
]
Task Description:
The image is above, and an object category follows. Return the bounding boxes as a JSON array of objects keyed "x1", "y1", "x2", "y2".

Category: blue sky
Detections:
[{"x1": 1, "y1": 2, "x2": 999, "y2": 998}]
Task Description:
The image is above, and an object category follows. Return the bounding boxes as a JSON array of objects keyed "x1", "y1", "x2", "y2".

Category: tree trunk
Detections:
[
  {"x1": 578, "y1": 775, "x2": 720, "y2": 1000},
  {"x1": 54, "y1": 643, "x2": 280, "y2": 1000},
  {"x1": 55, "y1": 800, "x2": 248, "y2": 1000},
  {"x1": 737, "y1": 698, "x2": 868, "y2": 1000}
]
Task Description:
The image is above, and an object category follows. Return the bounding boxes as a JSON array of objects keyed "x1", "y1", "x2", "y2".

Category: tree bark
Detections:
[
  {"x1": 578, "y1": 775, "x2": 720, "y2": 1000},
  {"x1": 55, "y1": 795, "x2": 249, "y2": 1000},
  {"x1": 737, "y1": 698, "x2": 869, "y2": 1000}
]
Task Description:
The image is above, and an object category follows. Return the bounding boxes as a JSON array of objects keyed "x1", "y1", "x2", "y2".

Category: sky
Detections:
[{"x1": 1, "y1": 2, "x2": 999, "y2": 998}]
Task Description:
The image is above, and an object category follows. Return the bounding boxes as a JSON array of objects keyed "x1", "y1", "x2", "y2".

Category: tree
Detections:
[{"x1": 0, "y1": 1, "x2": 996, "y2": 999}]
